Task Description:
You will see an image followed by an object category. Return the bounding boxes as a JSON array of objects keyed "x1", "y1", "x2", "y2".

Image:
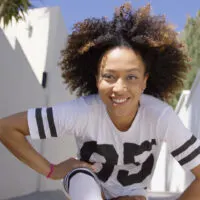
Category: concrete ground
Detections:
[
  {"x1": 6, "y1": 190, "x2": 180, "y2": 200},
  {"x1": 6, "y1": 191, "x2": 67, "y2": 200}
]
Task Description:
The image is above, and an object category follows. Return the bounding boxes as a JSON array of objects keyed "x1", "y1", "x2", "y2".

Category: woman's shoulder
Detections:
[
  {"x1": 75, "y1": 94, "x2": 102, "y2": 111},
  {"x1": 54, "y1": 94, "x2": 102, "y2": 114},
  {"x1": 81, "y1": 94, "x2": 102, "y2": 105},
  {"x1": 76, "y1": 94, "x2": 103, "y2": 113},
  {"x1": 140, "y1": 94, "x2": 171, "y2": 118}
]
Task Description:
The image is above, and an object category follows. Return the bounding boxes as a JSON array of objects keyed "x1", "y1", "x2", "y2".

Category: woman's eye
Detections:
[
  {"x1": 102, "y1": 74, "x2": 114, "y2": 79},
  {"x1": 127, "y1": 75, "x2": 137, "y2": 80}
]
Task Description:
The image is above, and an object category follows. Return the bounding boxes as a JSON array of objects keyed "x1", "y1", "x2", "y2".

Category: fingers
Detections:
[
  {"x1": 68, "y1": 157, "x2": 95, "y2": 172},
  {"x1": 80, "y1": 161, "x2": 96, "y2": 172}
]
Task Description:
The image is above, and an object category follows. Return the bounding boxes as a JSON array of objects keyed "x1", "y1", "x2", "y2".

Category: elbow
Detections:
[
  {"x1": 0, "y1": 118, "x2": 11, "y2": 141},
  {"x1": 0, "y1": 119, "x2": 5, "y2": 140},
  {"x1": 0, "y1": 112, "x2": 29, "y2": 140}
]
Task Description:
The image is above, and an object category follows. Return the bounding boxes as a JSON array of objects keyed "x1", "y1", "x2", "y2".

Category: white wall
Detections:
[
  {"x1": 2, "y1": 8, "x2": 50, "y2": 85},
  {"x1": 37, "y1": 7, "x2": 77, "y2": 193},
  {"x1": 0, "y1": 27, "x2": 45, "y2": 199},
  {"x1": 187, "y1": 71, "x2": 200, "y2": 138},
  {"x1": 0, "y1": 7, "x2": 77, "y2": 199},
  {"x1": 167, "y1": 71, "x2": 200, "y2": 193},
  {"x1": 150, "y1": 143, "x2": 167, "y2": 192}
]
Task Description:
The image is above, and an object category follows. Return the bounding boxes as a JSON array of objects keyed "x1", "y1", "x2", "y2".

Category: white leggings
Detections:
[{"x1": 63, "y1": 168, "x2": 104, "y2": 200}]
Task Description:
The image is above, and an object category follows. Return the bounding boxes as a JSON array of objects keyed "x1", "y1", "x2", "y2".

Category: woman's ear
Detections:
[
  {"x1": 145, "y1": 73, "x2": 149, "y2": 81},
  {"x1": 143, "y1": 73, "x2": 149, "y2": 90},
  {"x1": 96, "y1": 74, "x2": 99, "y2": 89}
]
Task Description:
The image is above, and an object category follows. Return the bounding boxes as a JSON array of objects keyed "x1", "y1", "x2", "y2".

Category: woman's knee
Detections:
[{"x1": 63, "y1": 168, "x2": 103, "y2": 200}]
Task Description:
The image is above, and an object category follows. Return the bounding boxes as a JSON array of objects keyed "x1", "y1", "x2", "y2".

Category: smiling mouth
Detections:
[{"x1": 111, "y1": 97, "x2": 130, "y2": 105}]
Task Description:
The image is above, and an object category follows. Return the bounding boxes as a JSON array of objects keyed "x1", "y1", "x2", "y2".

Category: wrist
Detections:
[{"x1": 46, "y1": 163, "x2": 55, "y2": 179}]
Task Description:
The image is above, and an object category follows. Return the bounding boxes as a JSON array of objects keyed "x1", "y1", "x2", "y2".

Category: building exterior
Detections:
[{"x1": 0, "y1": 7, "x2": 76, "y2": 199}]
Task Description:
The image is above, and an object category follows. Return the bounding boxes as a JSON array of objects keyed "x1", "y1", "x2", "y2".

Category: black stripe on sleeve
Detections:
[
  {"x1": 178, "y1": 146, "x2": 200, "y2": 166},
  {"x1": 47, "y1": 107, "x2": 58, "y2": 137},
  {"x1": 35, "y1": 108, "x2": 46, "y2": 139},
  {"x1": 171, "y1": 135, "x2": 197, "y2": 157}
]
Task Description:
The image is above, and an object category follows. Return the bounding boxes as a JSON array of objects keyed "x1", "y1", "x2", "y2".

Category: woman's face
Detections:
[{"x1": 96, "y1": 47, "x2": 148, "y2": 118}]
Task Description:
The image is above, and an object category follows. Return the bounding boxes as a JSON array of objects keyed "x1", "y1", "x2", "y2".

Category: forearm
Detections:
[
  {"x1": 179, "y1": 179, "x2": 200, "y2": 200},
  {"x1": 0, "y1": 127, "x2": 50, "y2": 177}
]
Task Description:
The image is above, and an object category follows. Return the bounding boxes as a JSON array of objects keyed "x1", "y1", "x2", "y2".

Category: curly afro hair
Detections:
[{"x1": 59, "y1": 3, "x2": 190, "y2": 102}]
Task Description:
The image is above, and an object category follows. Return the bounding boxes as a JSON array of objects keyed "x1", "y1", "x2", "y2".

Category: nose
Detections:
[{"x1": 112, "y1": 78, "x2": 127, "y2": 94}]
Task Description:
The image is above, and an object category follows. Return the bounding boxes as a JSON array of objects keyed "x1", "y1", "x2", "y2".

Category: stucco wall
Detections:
[
  {"x1": 0, "y1": 28, "x2": 45, "y2": 199},
  {"x1": 36, "y1": 7, "x2": 77, "y2": 193},
  {"x1": 0, "y1": 7, "x2": 76, "y2": 199}
]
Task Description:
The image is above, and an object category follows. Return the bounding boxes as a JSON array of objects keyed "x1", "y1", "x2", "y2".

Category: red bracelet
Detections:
[{"x1": 46, "y1": 164, "x2": 54, "y2": 178}]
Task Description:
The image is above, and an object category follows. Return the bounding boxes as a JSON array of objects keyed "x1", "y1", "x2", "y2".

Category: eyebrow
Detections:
[{"x1": 104, "y1": 68, "x2": 141, "y2": 73}]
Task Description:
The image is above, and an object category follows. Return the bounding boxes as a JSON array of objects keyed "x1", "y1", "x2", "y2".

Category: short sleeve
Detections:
[
  {"x1": 27, "y1": 97, "x2": 88, "y2": 139},
  {"x1": 158, "y1": 107, "x2": 200, "y2": 171}
]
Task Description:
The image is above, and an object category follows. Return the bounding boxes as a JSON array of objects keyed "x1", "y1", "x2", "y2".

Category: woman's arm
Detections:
[
  {"x1": 178, "y1": 164, "x2": 200, "y2": 200},
  {"x1": 0, "y1": 112, "x2": 94, "y2": 180},
  {"x1": 0, "y1": 112, "x2": 51, "y2": 177}
]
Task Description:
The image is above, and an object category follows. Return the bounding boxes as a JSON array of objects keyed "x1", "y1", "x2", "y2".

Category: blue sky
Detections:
[{"x1": 33, "y1": 0, "x2": 200, "y2": 33}]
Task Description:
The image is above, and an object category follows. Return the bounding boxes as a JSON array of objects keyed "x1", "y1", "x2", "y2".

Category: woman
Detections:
[{"x1": 1, "y1": 3, "x2": 200, "y2": 200}]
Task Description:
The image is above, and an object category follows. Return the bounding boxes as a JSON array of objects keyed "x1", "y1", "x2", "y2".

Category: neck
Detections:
[{"x1": 107, "y1": 104, "x2": 139, "y2": 132}]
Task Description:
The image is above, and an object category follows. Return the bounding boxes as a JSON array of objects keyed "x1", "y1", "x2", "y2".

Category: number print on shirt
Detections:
[
  {"x1": 80, "y1": 141, "x2": 118, "y2": 182},
  {"x1": 118, "y1": 140, "x2": 156, "y2": 186},
  {"x1": 80, "y1": 139, "x2": 156, "y2": 186}
]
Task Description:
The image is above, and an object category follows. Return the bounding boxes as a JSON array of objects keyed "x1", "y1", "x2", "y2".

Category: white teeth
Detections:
[{"x1": 112, "y1": 98, "x2": 128, "y2": 104}]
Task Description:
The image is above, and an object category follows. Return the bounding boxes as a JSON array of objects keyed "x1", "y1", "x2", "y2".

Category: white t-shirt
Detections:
[{"x1": 28, "y1": 94, "x2": 200, "y2": 199}]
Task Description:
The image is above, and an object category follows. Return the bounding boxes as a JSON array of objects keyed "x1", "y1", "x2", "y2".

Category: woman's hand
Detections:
[
  {"x1": 50, "y1": 157, "x2": 95, "y2": 180},
  {"x1": 111, "y1": 196, "x2": 146, "y2": 200}
]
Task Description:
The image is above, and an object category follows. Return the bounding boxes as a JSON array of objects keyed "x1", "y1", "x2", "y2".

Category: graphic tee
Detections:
[{"x1": 28, "y1": 94, "x2": 200, "y2": 199}]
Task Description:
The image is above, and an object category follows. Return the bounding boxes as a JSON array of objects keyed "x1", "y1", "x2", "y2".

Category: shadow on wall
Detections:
[
  {"x1": 0, "y1": 27, "x2": 45, "y2": 117},
  {"x1": 0, "y1": 27, "x2": 45, "y2": 199},
  {"x1": 0, "y1": 20, "x2": 77, "y2": 199}
]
